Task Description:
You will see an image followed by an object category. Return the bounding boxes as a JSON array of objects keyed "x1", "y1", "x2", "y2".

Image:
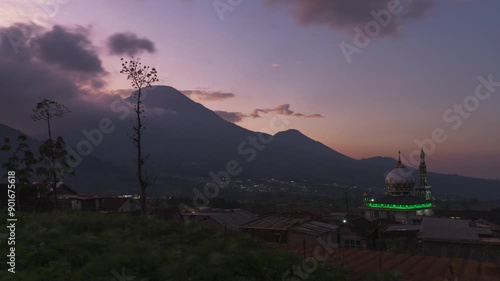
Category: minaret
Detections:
[
  {"x1": 416, "y1": 148, "x2": 432, "y2": 200},
  {"x1": 419, "y1": 148, "x2": 427, "y2": 187},
  {"x1": 396, "y1": 150, "x2": 404, "y2": 168}
]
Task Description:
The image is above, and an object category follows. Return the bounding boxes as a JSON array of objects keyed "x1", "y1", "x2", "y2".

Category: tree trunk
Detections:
[
  {"x1": 47, "y1": 116, "x2": 58, "y2": 211},
  {"x1": 136, "y1": 88, "x2": 147, "y2": 216}
]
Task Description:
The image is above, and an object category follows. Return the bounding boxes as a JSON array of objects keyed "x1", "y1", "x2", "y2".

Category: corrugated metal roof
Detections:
[
  {"x1": 209, "y1": 210, "x2": 257, "y2": 230},
  {"x1": 290, "y1": 220, "x2": 338, "y2": 236},
  {"x1": 239, "y1": 215, "x2": 309, "y2": 230},
  {"x1": 385, "y1": 224, "x2": 421, "y2": 232},
  {"x1": 420, "y1": 218, "x2": 494, "y2": 242}
]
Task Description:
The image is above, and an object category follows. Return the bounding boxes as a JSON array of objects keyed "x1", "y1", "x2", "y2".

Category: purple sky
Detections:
[{"x1": 1, "y1": 0, "x2": 499, "y2": 179}]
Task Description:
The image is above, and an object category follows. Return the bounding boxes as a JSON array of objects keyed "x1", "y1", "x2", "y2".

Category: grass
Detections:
[{"x1": 0, "y1": 211, "x2": 347, "y2": 281}]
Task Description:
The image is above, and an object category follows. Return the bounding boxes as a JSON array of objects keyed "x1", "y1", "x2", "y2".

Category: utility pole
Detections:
[{"x1": 345, "y1": 191, "x2": 350, "y2": 220}]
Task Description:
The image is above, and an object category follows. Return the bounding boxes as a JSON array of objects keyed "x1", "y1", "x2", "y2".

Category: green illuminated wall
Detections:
[{"x1": 366, "y1": 202, "x2": 432, "y2": 210}]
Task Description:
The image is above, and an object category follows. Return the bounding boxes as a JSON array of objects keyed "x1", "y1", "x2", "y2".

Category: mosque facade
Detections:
[{"x1": 360, "y1": 149, "x2": 434, "y2": 223}]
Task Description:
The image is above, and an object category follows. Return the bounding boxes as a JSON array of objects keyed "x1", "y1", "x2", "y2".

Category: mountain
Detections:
[
  {"x1": 0, "y1": 123, "x2": 136, "y2": 195},
  {"x1": 2, "y1": 85, "x2": 500, "y2": 199},
  {"x1": 244, "y1": 129, "x2": 369, "y2": 183},
  {"x1": 62, "y1": 86, "x2": 369, "y2": 184}
]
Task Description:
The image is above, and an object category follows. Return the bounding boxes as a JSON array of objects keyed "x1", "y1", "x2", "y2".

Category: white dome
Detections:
[{"x1": 385, "y1": 166, "x2": 415, "y2": 184}]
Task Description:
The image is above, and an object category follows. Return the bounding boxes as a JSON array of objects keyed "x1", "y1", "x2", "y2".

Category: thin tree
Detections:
[
  {"x1": 120, "y1": 57, "x2": 159, "y2": 216},
  {"x1": 36, "y1": 136, "x2": 75, "y2": 210},
  {"x1": 1, "y1": 135, "x2": 38, "y2": 212},
  {"x1": 31, "y1": 99, "x2": 70, "y2": 210}
]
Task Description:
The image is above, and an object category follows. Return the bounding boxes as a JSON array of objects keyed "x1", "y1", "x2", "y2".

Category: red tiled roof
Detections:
[{"x1": 269, "y1": 244, "x2": 500, "y2": 281}]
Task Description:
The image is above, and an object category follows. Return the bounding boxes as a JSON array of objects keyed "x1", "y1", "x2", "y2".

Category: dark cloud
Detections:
[
  {"x1": 215, "y1": 111, "x2": 248, "y2": 123},
  {"x1": 303, "y1": 113, "x2": 324, "y2": 118},
  {"x1": 402, "y1": 0, "x2": 434, "y2": 20},
  {"x1": 35, "y1": 25, "x2": 105, "y2": 74},
  {"x1": 265, "y1": 0, "x2": 435, "y2": 36},
  {"x1": 0, "y1": 24, "x2": 107, "y2": 132},
  {"x1": 107, "y1": 32, "x2": 156, "y2": 56},
  {"x1": 250, "y1": 104, "x2": 324, "y2": 119},
  {"x1": 181, "y1": 90, "x2": 236, "y2": 102},
  {"x1": 216, "y1": 104, "x2": 324, "y2": 123}
]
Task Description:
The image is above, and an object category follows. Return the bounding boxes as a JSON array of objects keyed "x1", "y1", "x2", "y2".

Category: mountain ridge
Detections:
[{"x1": 1, "y1": 85, "x2": 499, "y2": 199}]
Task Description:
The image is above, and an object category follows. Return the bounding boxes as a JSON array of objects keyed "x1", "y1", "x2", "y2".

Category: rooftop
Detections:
[
  {"x1": 272, "y1": 244, "x2": 500, "y2": 281},
  {"x1": 342, "y1": 217, "x2": 395, "y2": 237},
  {"x1": 384, "y1": 224, "x2": 421, "y2": 232},
  {"x1": 290, "y1": 220, "x2": 338, "y2": 236},
  {"x1": 419, "y1": 218, "x2": 500, "y2": 243},
  {"x1": 100, "y1": 197, "x2": 130, "y2": 212},
  {"x1": 192, "y1": 210, "x2": 257, "y2": 230},
  {"x1": 239, "y1": 214, "x2": 310, "y2": 230}
]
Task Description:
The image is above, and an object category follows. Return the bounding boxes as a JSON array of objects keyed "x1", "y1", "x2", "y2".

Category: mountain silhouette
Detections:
[{"x1": 1, "y1": 86, "x2": 499, "y2": 199}]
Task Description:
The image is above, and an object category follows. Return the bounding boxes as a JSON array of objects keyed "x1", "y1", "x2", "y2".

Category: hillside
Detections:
[{"x1": 0, "y1": 124, "x2": 136, "y2": 195}]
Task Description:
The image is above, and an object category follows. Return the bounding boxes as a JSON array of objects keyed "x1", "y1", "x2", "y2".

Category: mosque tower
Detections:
[{"x1": 415, "y1": 148, "x2": 432, "y2": 201}]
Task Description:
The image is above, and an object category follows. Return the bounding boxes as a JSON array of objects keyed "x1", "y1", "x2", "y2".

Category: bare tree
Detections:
[
  {"x1": 120, "y1": 57, "x2": 159, "y2": 216},
  {"x1": 31, "y1": 99, "x2": 70, "y2": 210}
]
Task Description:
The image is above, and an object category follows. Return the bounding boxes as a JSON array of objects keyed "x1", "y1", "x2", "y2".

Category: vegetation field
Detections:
[{"x1": 0, "y1": 211, "x2": 347, "y2": 281}]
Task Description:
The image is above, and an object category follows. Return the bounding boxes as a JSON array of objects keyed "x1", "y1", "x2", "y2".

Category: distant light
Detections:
[
  {"x1": 370, "y1": 199, "x2": 375, "y2": 202},
  {"x1": 343, "y1": 219, "x2": 347, "y2": 223}
]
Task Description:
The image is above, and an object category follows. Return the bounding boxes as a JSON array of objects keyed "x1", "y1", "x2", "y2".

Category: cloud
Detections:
[
  {"x1": 216, "y1": 104, "x2": 324, "y2": 123},
  {"x1": 265, "y1": 0, "x2": 436, "y2": 36},
  {"x1": 0, "y1": 23, "x2": 108, "y2": 132},
  {"x1": 0, "y1": 23, "x2": 322, "y2": 134},
  {"x1": 402, "y1": 0, "x2": 434, "y2": 20},
  {"x1": 215, "y1": 111, "x2": 249, "y2": 123},
  {"x1": 271, "y1": 63, "x2": 280, "y2": 68},
  {"x1": 303, "y1": 113, "x2": 324, "y2": 118},
  {"x1": 251, "y1": 104, "x2": 324, "y2": 119},
  {"x1": 35, "y1": 25, "x2": 105, "y2": 74},
  {"x1": 181, "y1": 90, "x2": 236, "y2": 102},
  {"x1": 107, "y1": 32, "x2": 156, "y2": 56},
  {"x1": 0, "y1": 0, "x2": 69, "y2": 27}
]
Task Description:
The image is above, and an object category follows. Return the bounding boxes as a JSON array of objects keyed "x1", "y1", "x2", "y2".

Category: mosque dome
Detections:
[
  {"x1": 385, "y1": 166, "x2": 415, "y2": 185},
  {"x1": 385, "y1": 151, "x2": 415, "y2": 195}
]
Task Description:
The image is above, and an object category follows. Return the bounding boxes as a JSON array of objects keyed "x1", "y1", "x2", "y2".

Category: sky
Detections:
[{"x1": 0, "y1": 0, "x2": 499, "y2": 179}]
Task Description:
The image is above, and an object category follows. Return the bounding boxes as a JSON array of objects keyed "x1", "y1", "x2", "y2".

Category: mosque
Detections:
[{"x1": 359, "y1": 148, "x2": 434, "y2": 223}]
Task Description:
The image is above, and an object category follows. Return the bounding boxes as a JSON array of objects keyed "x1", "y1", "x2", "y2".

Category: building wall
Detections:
[
  {"x1": 240, "y1": 228, "x2": 289, "y2": 244},
  {"x1": 118, "y1": 200, "x2": 131, "y2": 212},
  {"x1": 288, "y1": 230, "x2": 339, "y2": 250},
  {"x1": 415, "y1": 208, "x2": 433, "y2": 216},
  {"x1": 341, "y1": 234, "x2": 366, "y2": 248},
  {"x1": 380, "y1": 230, "x2": 419, "y2": 253},
  {"x1": 81, "y1": 199, "x2": 99, "y2": 211},
  {"x1": 363, "y1": 207, "x2": 433, "y2": 223},
  {"x1": 338, "y1": 225, "x2": 375, "y2": 249},
  {"x1": 394, "y1": 211, "x2": 413, "y2": 223},
  {"x1": 71, "y1": 200, "x2": 81, "y2": 210}
]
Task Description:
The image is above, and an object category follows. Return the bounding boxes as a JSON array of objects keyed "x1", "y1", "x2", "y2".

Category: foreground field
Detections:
[{"x1": 0, "y1": 211, "x2": 347, "y2": 281}]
